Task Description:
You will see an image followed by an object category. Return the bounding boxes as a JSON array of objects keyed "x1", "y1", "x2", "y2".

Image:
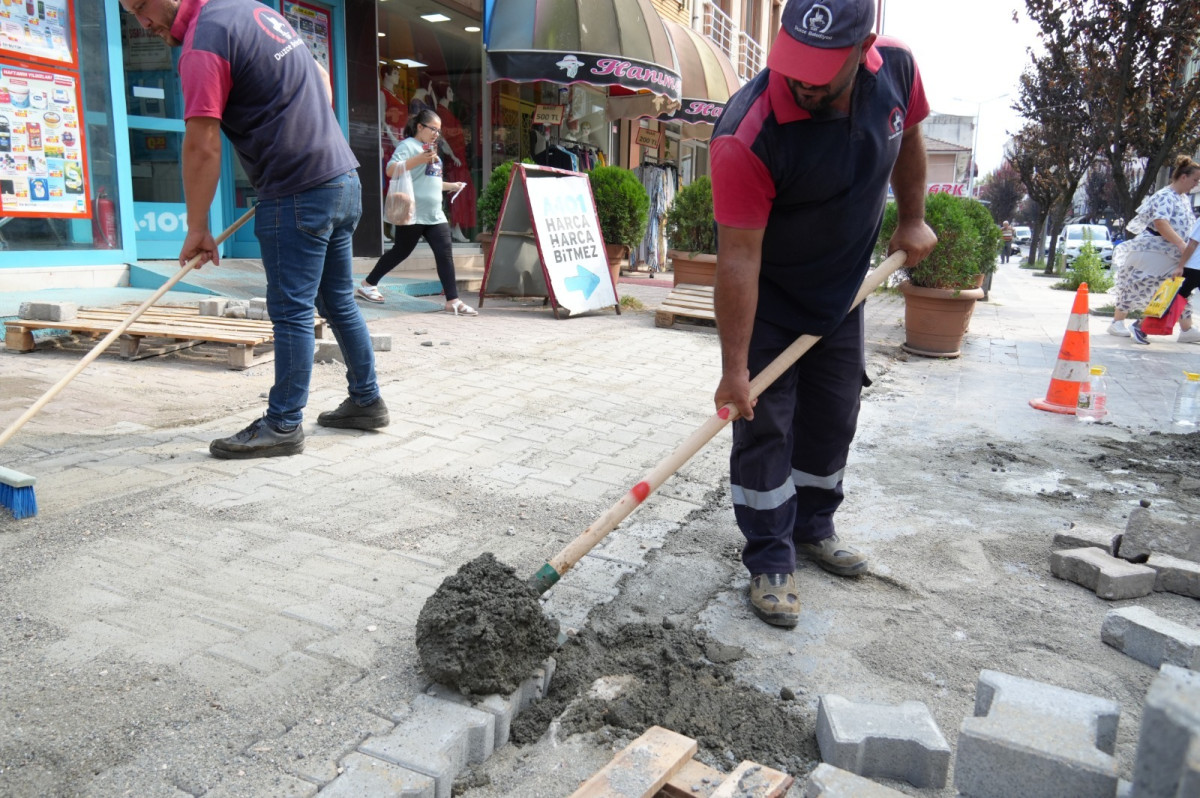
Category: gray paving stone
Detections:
[
  {"x1": 954, "y1": 670, "x2": 1120, "y2": 798},
  {"x1": 18, "y1": 300, "x2": 78, "y2": 321},
  {"x1": 803, "y1": 763, "x2": 908, "y2": 797},
  {"x1": 198, "y1": 298, "x2": 228, "y2": 316},
  {"x1": 357, "y1": 694, "x2": 495, "y2": 798},
  {"x1": 428, "y1": 657, "x2": 555, "y2": 748},
  {"x1": 815, "y1": 695, "x2": 951, "y2": 788},
  {"x1": 198, "y1": 769, "x2": 317, "y2": 797},
  {"x1": 1130, "y1": 665, "x2": 1200, "y2": 798},
  {"x1": 1122, "y1": 506, "x2": 1200, "y2": 563},
  {"x1": 320, "y1": 753, "x2": 434, "y2": 798},
  {"x1": 315, "y1": 341, "x2": 344, "y2": 363},
  {"x1": 1052, "y1": 525, "x2": 1119, "y2": 554},
  {"x1": 1147, "y1": 553, "x2": 1200, "y2": 598},
  {"x1": 370, "y1": 333, "x2": 392, "y2": 351},
  {"x1": 1050, "y1": 546, "x2": 1156, "y2": 599},
  {"x1": 1101, "y1": 606, "x2": 1200, "y2": 670}
]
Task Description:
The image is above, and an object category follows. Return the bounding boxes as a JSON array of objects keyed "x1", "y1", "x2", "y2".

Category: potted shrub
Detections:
[
  {"x1": 587, "y1": 165, "x2": 649, "y2": 281},
  {"x1": 664, "y1": 176, "x2": 717, "y2": 287},
  {"x1": 875, "y1": 192, "x2": 989, "y2": 358},
  {"x1": 476, "y1": 160, "x2": 525, "y2": 268}
]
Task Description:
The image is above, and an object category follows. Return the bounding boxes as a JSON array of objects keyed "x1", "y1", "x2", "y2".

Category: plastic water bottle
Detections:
[
  {"x1": 1171, "y1": 371, "x2": 1200, "y2": 429},
  {"x1": 1076, "y1": 365, "x2": 1108, "y2": 422}
]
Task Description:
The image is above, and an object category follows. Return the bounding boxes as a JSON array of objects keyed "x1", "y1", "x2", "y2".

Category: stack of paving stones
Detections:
[
  {"x1": 199, "y1": 297, "x2": 391, "y2": 361},
  {"x1": 807, "y1": 509, "x2": 1199, "y2": 795},
  {"x1": 18, "y1": 300, "x2": 79, "y2": 321},
  {"x1": 806, "y1": 666, "x2": 1200, "y2": 796}
]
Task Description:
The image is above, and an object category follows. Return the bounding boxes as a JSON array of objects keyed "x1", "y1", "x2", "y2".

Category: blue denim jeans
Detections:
[{"x1": 256, "y1": 171, "x2": 379, "y2": 429}]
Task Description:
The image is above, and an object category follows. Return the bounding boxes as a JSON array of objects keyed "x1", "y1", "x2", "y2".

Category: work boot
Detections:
[
  {"x1": 317, "y1": 396, "x2": 390, "y2": 430},
  {"x1": 209, "y1": 417, "x2": 304, "y2": 459},
  {"x1": 749, "y1": 573, "x2": 800, "y2": 627},
  {"x1": 795, "y1": 534, "x2": 868, "y2": 576}
]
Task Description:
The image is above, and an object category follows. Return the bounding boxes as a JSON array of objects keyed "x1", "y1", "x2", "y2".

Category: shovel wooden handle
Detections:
[
  {"x1": 528, "y1": 250, "x2": 909, "y2": 594},
  {"x1": 0, "y1": 206, "x2": 257, "y2": 450}
]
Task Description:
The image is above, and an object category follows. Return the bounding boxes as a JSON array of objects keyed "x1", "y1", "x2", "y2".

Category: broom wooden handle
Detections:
[
  {"x1": 0, "y1": 206, "x2": 257, "y2": 450},
  {"x1": 529, "y1": 250, "x2": 909, "y2": 594}
]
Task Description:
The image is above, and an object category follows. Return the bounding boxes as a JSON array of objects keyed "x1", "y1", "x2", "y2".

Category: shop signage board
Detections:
[
  {"x1": 533, "y1": 104, "x2": 564, "y2": 125},
  {"x1": 282, "y1": 1, "x2": 333, "y2": 103},
  {"x1": 480, "y1": 163, "x2": 619, "y2": 318},
  {"x1": 0, "y1": 59, "x2": 89, "y2": 218},
  {"x1": 0, "y1": 0, "x2": 76, "y2": 68},
  {"x1": 635, "y1": 127, "x2": 661, "y2": 150}
]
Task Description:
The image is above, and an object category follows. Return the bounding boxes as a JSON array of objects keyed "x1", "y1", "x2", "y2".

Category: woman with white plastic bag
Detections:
[
  {"x1": 1109, "y1": 155, "x2": 1200, "y2": 344},
  {"x1": 356, "y1": 108, "x2": 476, "y2": 315}
]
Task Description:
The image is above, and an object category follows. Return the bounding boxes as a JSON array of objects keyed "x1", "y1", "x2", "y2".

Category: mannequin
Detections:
[
  {"x1": 379, "y1": 66, "x2": 407, "y2": 184},
  {"x1": 435, "y1": 83, "x2": 475, "y2": 243}
]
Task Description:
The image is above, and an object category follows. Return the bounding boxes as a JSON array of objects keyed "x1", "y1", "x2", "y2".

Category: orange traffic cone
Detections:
[{"x1": 1031, "y1": 283, "x2": 1091, "y2": 414}]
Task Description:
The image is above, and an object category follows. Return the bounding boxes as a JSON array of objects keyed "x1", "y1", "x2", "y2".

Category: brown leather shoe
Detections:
[
  {"x1": 749, "y1": 573, "x2": 800, "y2": 628},
  {"x1": 796, "y1": 534, "x2": 868, "y2": 576}
]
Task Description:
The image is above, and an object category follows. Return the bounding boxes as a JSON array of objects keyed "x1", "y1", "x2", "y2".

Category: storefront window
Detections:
[
  {"x1": 492, "y1": 82, "x2": 611, "y2": 174},
  {"x1": 0, "y1": 0, "x2": 121, "y2": 251},
  {"x1": 377, "y1": 1, "x2": 482, "y2": 242}
]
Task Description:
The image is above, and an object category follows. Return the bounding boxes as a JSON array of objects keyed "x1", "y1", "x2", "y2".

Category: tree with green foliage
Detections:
[{"x1": 977, "y1": 160, "x2": 1024, "y2": 225}]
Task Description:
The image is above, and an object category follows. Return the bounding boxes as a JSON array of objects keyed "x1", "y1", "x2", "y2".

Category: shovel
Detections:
[{"x1": 416, "y1": 250, "x2": 909, "y2": 694}]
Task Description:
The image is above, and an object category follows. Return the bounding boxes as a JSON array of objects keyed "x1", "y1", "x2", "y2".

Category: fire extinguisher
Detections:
[{"x1": 92, "y1": 188, "x2": 117, "y2": 249}]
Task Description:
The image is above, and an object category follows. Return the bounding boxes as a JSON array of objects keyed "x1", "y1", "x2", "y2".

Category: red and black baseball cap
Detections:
[{"x1": 767, "y1": 0, "x2": 875, "y2": 86}]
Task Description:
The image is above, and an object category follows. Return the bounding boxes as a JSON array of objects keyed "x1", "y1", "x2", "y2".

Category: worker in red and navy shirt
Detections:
[
  {"x1": 121, "y1": 0, "x2": 389, "y2": 459},
  {"x1": 710, "y1": 0, "x2": 937, "y2": 628}
]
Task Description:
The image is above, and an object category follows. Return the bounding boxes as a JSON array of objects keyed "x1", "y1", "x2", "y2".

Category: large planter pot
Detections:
[
  {"x1": 604, "y1": 242, "x2": 628, "y2": 285},
  {"x1": 898, "y1": 280, "x2": 985, "y2": 358},
  {"x1": 668, "y1": 250, "x2": 717, "y2": 287},
  {"x1": 477, "y1": 231, "x2": 494, "y2": 270}
]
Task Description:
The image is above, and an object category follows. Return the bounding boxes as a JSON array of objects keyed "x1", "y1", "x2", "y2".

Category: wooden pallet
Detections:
[
  {"x1": 655, "y1": 284, "x2": 716, "y2": 328},
  {"x1": 569, "y1": 726, "x2": 793, "y2": 798},
  {"x1": 4, "y1": 305, "x2": 326, "y2": 370}
]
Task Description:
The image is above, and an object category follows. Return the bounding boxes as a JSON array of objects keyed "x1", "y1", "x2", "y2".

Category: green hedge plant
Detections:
[
  {"x1": 587, "y1": 165, "x2": 650, "y2": 251},
  {"x1": 876, "y1": 192, "x2": 988, "y2": 289},
  {"x1": 478, "y1": 159, "x2": 533, "y2": 233},
  {"x1": 664, "y1": 176, "x2": 716, "y2": 255}
]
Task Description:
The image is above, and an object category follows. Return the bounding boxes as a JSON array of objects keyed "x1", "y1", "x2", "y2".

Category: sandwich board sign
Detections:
[{"x1": 478, "y1": 164, "x2": 620, "y2": 318}]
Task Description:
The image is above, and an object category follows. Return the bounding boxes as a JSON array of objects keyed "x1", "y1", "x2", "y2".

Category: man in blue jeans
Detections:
[{"x1": 122, "y1": 0, "x2": 388, "y2": 458}]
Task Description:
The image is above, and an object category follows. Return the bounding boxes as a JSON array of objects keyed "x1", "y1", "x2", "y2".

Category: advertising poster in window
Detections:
[
  {"x1": 0, "y1": 60, "x2": 90, "y2": 218},
  {"x1": 0, "y1": 0, "x2": 76, "y2": 68},
  {"x1": 281, "y1": 1, "x2": 332, "y2": 95}
]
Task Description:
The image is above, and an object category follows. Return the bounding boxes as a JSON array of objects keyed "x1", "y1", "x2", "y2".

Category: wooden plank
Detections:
[
  {"x1": 658, "y1": 759, "x2": 723, "y2": 798},
  {"x1": 709, "y1": 762, "x2": 793, "y2": 798},
  {"x1": 5, "y1": 325, "x2": 35, "y2": 352},
  {"x1": 654, "y1": 310, "x2": 676, "y2": 328},
  {"x1": 570, "y1": 726, "x2": 698, "y2": 798},
  {"x1": 661, "y1": 306, "x2": 716, "y2": 321}
]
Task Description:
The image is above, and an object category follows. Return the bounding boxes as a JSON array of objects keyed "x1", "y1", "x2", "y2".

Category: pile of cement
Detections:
[
  {"x1": 415, "y1": 553, "x2": 559, "y2": 695},
  {"x1": 510, "y1": 622, "x2": 818, "y2": 775}
]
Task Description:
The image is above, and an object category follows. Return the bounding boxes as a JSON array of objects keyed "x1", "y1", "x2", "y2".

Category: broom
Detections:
[{"x1": 0, "y1": 207, "x2": 256, "y2": 520}]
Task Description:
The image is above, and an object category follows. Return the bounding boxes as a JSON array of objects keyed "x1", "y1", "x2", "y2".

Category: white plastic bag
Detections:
[{"x1": 384, "y1": 164, "x2": 415, "y2": 226}]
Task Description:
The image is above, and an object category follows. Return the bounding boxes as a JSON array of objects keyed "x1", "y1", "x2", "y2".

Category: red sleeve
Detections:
[
  {"x1": 178, "y1": 49, "x2": 231, "y2": 121},
  {"x1": 905, "y1": 58, "x2": 929, "y2": 128},
  {"x1": 710, "y1": 135, "x2": 775, "y2": 229}
]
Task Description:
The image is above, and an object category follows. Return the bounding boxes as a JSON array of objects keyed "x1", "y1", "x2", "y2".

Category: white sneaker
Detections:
[
  {"x1": 1178, "y1": 327, "x2": 1200, "y2": 344},
  {"x1": 355, "y1": 282, "x2": 384, "y2": 303},
  {"x1": 1107, "y1": 320, "x2": 1130, "y2": 337}
]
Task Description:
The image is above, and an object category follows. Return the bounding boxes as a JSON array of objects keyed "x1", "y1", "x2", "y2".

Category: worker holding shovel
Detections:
[
  {"x1": 121, "y1": 0, "x2": 389, "y2": 458},
  {"x1": 710, "y1": 0, "x2": 937, "y2": 627}
]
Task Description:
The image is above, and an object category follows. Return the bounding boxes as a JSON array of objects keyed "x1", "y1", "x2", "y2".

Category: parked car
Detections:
[
  {"x1": 1013, "y1": 225, "x2": 1032, "y2": 247},
  {"x1": 1057, "y1": 224, "x2": 1114, "y2": 267}
]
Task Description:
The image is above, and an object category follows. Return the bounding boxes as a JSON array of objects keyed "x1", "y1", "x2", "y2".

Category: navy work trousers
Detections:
[{"x1": 731, "y1": 304, "x2": 866, "y2": 575}]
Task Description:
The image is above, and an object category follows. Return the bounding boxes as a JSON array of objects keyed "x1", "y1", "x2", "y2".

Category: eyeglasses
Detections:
[{"x1": 419, "y1": 123, "x2": 442, "y2": 136}]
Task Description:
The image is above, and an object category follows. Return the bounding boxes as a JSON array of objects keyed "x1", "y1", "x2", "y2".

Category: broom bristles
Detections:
[{"x1": 0, "y1": 468, "x2": 38, "y2": 520}]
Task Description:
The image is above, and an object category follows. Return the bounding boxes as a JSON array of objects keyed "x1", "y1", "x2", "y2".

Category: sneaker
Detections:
[
  {"x1": 317, "y1": 396, "x2": 390, "y2": 430},
  {"x1": 1130, "y1": 320, "x2": 1150, "y2": 345},
  {"x1": 210, "y1": 417, "x2": 304, "y2": 459},
  {"x1": 1178, "y1": 327, "x2": 1200, "y2": 344},
  {"x1": 748, "y1": 573, "x2": 800, "y2": 628},
  {"x1": 355, "y1": 282, "x2": 384, "y2": 303},
  {"x1": 1107, "y1": 320, "x2": 1130, "y2": 337},
  {"x1": 795, "y1": 534, "x2": 868, "y2": 576}
]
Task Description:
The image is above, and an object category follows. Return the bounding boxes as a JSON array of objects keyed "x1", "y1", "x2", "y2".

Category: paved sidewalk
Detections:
[{"x1": 0, "y1": 257, "x2": 1196, "y2": 794}]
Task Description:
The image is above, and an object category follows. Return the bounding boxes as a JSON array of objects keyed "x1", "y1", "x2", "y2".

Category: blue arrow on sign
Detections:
[{"x1": 564, "y1": 264, "x2": 600, "y2": 299}]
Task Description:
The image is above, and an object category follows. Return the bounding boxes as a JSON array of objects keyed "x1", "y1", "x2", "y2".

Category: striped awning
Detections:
[
  {"x1": 484, "y1": 0, "x2": 682, "y2": 106},
  {"x1": 606, "y1": 18, "x2": 741, "y2": 139}
]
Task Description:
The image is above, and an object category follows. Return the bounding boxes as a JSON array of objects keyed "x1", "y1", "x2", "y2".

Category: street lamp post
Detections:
[{"x1": 955, "y1": 92, "x2": 1011, "y2": 199}]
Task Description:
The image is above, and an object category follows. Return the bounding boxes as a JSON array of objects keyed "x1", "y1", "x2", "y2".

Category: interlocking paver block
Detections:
[
  {"x1": 1101, "y1": 606, "x2": 1200, "y2": 670},
  {"x1": 1147, "y1": 553, "x2": 1200, "y2": 599},
  {"x1": 315, "y1": 341, "x2": 344, "y2": 363},
  {"x1": 319, "y1": 752, "x2": 434, "y2": 798},
  {"x1": 356, "y1": 694, "x2": 494, "y2": 798},
  {"x1": 1121, "y1": 506, "x2": 1200, "y2": 563},
  {"x1": 1130, "y1": 665, "x2": 1200, "y2": 798},
  {"x1": 1050, "y1": 546, "x2": 1156, "y2": 599},
  {"x1": 1052, "y1": 526, "x2": 1119, "y2": 554},
  {"x1": 198, "y1": 299, "x2": 228, "y2": 316},
  {"x1": 19, "y1": 300, "x2": 78, "y2": 321},
  {"x1": 371, "y1": 333, "x2": 392, "y2": 352},
  {"x1": 428, "y1": 657, "x2": 554, "y2": 748},
  {"x1": 816, "y1": 695, "x2": 950, "y2": 788},
  {"x1": 803, "y1": 763, "x2": 908, "y2": 797},
  {"x1": 954, "y1": 670, "x2": 1120, "y2": 798}
]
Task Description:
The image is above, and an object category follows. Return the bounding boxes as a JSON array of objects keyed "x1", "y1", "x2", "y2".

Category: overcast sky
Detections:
[{"x1": 881, "y1": 0, "x2": 1041, "y2": 176}]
